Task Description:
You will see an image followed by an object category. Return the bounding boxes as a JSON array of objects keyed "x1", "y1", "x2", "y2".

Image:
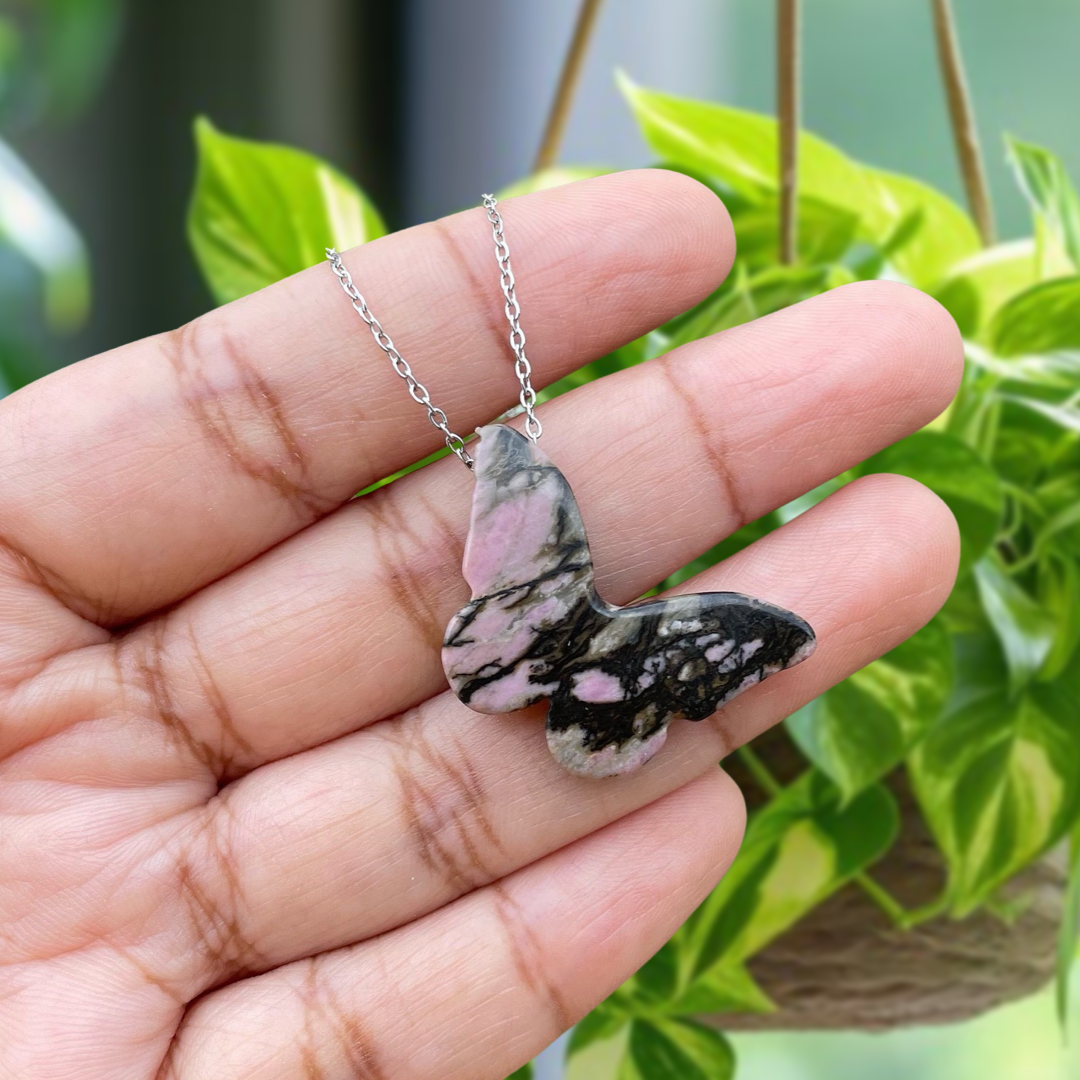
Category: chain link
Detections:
[
  {"x1": 326, "y1": 194, "x2": 543, "y2": 469},
  {"x1": 481, "y1": 194, "x2": 543, "y2": 442},
  {"x1": 325, "y1": 247, "x2": 474, "y2": 468}
]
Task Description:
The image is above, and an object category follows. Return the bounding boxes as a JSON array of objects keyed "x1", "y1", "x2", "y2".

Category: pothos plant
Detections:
[{"x1": 184, "y1": 74, "x2": 1080, "y2": 1080}]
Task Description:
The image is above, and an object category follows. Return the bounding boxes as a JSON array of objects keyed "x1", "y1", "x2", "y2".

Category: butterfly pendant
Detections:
[{"x1": 442, "y1": 425, "x2": 816, "y2": 778}]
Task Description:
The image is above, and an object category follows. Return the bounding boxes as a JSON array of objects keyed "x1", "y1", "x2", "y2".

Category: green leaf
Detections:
[
  {"x1": 911, "y1": 632, "x2": 1080, "y2": 914},
  {"x1": 619, "y1": 74, "x2": 978, "y2": 288},
  {"x1": 965, "y1": 343, "x2": 1080, "y2": 392},
  {"x1": 728, "y1": 195, "x2": 859, "y2": 269},
  {"x1": 505, "y1": 1064, "x2": 533, "y2": 1080},
  {"x1": 627, "y1": 1019, "x2": 735, "y2": 1080},
  {"x1": 497, "y1": 165, "x2": 614, "y2": 200},
  {"x1": 620, "y1": 73, "x2": 872, "y2": 211},
  {"x1": 685, "y1": 772, "x2": 898, "y2": 976},
  {"x1": 0, "y1": 136, "x2": 89, "y2": 329},
  {"x1": 568, "y1": 1004, "x2": 629, "y2": 1058},
  {"x1": 990, "y1": 276, "x2": 1080, "y2": 358},
  {"x1": 0, "y1": 335, "x2": 50, "y2": 395},
  {"x1": 864, "y1": 167, "x2": 982, "y2": 292},
  {"x1": 1038, "y1": 556, "x2": 1080, "y2": 681},
  {"x1": 857, "y1": 431, "x2": 1003, "y2": 575},
  {"x1": 1000, "y1": 392, "x2": 1080, "y2": 436},
  {"x1": 933, "y1": 240, "x2": 1044, "y2": 339},
  {"x1": 974, "y1": 555, "x2": 1055, "y2": 692},
  {"x1": 1005, "y1": 135, "x2": 1080, "y2": 270},
  {"x1": 940, "y1": 565, "x2": 990, "y2": 635},
  {"x1": 623, "y1": 942, "x2": 680, "y2": 1005},
  {"x1": 188, "y1": 117, "x2": 386, "y2": 305},
  {"x1": 606, "y1": 938, "x2": 773, "y2": 1020},
  {"x1": 789, "y1": 618, "x2": 954, "y2": 801},
  {"x1": 664, "y1": 963, "x2": 775, "y2": 1016},
  {"x1": 664, "y1": 264, "x2": 842, "y2": 351}
]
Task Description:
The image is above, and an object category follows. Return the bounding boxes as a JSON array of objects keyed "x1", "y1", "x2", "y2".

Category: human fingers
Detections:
[
  {"x1": 162, "y1": 768, "x2": 747, "y2": 1080},
  {"x1": 0, "y1": 170, "x2": 733, "y2": 625},
  {"x1": 44, "y1": 280, "x2": 964, "y2": 777}
]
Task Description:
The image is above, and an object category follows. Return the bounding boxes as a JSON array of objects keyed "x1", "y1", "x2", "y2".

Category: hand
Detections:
[{"x1": 0, "y1": 171, "x2": 960, "y2": 1080}]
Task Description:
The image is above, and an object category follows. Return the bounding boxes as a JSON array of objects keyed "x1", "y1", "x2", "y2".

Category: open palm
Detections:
[{"x1": 0, "y1": 171, "x2": 961, "y2": 1079}]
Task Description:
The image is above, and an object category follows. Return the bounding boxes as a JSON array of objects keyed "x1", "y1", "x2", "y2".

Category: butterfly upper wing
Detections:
[
  {"x1": 544, "y1": 592, "x2": 815, "y2": 778},
  {"x1": 442, "y1": 425, "x2": 597, "y2": 713}
]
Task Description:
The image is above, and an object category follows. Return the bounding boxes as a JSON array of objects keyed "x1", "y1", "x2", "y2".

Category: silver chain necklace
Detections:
[
  {"x1": 325, "y1": 195, "x2": 541, "y2": 469},
  {"x1": 325, "y1": 194, "x2": 816, "y2": 779}
]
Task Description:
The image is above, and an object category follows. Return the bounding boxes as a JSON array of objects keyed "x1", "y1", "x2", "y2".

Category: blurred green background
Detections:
[
  {"x1": 3, "y1": 3, "x2": 1080, "y2": 1080},
  {"x1": 6, "y1": 0, "x2": 1080, "y2": 369}
]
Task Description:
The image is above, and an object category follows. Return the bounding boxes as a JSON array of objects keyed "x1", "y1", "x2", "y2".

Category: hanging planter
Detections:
[{"x1": 709, "y1": 744, "x2": 1067, "y2": 1032}]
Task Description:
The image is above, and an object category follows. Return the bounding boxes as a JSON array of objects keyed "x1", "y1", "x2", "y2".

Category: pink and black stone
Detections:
[{"x1": 442, "y1": 425, "x2": 816, "y2": 778}]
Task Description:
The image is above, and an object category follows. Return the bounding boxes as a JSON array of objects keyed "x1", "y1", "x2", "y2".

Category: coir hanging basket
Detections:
[{"x1": 705, "y1": 733, "x2": 1066, "y2": 1032}]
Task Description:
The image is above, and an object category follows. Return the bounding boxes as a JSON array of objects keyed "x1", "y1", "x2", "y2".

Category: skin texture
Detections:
[{"x1": 0, "y1": 170, "x2": 963, "y2": 1080}]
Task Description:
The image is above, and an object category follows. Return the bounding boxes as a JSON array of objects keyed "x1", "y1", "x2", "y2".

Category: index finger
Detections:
[{"x1": 0, "y1": 170, "x2": 734, "y2": 625}]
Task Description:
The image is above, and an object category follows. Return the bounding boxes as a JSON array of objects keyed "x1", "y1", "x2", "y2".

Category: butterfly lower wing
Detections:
[
  {"x1": 545, "y1": 592, "x2": 815, "y2": 778},
  {"x1": 545, "y1": 688, "x2": 674, "y2": 779}
]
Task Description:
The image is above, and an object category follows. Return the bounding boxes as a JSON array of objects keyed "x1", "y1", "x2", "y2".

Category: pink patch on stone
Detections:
[
  {"x1": 705, "y1": 639, "x2": 736, "y2": 663},
  {"x1": 467, "y1": 662, "x2": 559, "y2": 714},
  {"x1": 570, "y1": 669, "x2": 626, "y2": 703},
  {"x1": 458, "y1": 426, "x2": 589, "y2": 598}
]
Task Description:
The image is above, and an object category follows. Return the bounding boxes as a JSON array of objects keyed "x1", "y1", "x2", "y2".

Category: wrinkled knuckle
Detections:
[
  {"x1": 115, "y1": 619, "x2": 246, "y2": 779},
  {"x1": 296, "y1": 958, "x2": 387, "y2": 1080},
  {"x1": 656, "y1": 357, "x2": 746, "y2": 526},
  {"x1": 364, "y1": 489, "x2": 451, "y2": 650},
  {"x1": 161, "y1": 315, "x2": 332, "y2": 520},
  {"x1": 491, "y1": 884, "x2": 573, "y2": 1035},
  {"x1": 430, "y1": 215, "x2": 509, "y2": 359},
  {"x1": 392, "y1": 722, "x2": 504, "y2": 896},
  {"x1": 175, "y1": 802, "x2": 263, "y2": 986}
]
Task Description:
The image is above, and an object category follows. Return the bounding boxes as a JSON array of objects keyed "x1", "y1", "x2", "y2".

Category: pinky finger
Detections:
[{"x1": 164, "y1": 769, "x2": 746, "y2": 1080}]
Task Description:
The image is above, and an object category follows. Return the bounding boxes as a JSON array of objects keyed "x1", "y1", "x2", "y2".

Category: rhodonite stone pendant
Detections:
[{"x1": 442, "y1": 425, "x2": 816, "y2": 778}]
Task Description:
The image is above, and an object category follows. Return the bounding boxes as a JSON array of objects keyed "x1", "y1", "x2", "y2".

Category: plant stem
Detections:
[
  {"x1": 856, "y1": 873, "x2": 951, "y2": 929},
  {"x1": 930, "y1": 0, "x2": 995, "y2": 246},
  {"x1": 777, "y1": 0, "x2": 801, "y2": 265},
  {"x1": 533, "y1": 0, "x2": 607, "y2": 173},
  {"x1": 898, "y1": 895, "x2": 951, "y2": 930},
  {"x1": 737, "y1": 744, "x2": 783, "y2": 798},
  {"x1": 854, "y1": 872, "x2": 911, "y2": 926}
]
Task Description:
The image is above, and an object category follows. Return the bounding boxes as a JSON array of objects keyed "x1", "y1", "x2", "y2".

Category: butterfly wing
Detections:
[
  {"x1": 545, "y1": 592, "x2": 815, "y2": 778},
  {"x1": 442, "y1": 425, "x2": 597, "y2": 713},
  {"x1": 645, "y1": 591, "x2": 816, "y2": 717}
]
